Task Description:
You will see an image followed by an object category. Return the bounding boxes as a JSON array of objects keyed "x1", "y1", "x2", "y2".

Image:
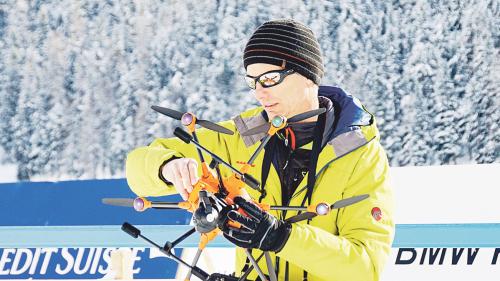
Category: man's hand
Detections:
[
  {"x1": 161, "y1": 158, "x2": 199, "y2": 200},
  {"x1": 219, "y1": 197, "x2": 292, "y2": 252}
]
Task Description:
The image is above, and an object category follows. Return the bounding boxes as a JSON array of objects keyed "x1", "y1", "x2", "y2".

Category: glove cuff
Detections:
[{"x1": 269, "y1": 221, "x2": 292, "y2": 253}]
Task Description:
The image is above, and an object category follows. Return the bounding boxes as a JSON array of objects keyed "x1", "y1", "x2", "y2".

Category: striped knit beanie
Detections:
[{"x1": 243, "y1": 19, "x2": 324, "y2": 85}]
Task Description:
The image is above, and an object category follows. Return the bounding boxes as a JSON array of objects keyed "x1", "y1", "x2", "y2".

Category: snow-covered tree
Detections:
[{"x1": 0, "y1": 0, "x2": 497, "y2": 181}]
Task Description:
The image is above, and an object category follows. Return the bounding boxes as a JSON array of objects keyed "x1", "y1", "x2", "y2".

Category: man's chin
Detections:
[{"x1": 264, "y1": 110, "x2": 279, "y2": 120}]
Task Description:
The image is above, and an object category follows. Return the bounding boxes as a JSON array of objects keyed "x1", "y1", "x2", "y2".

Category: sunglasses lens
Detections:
[
  {"x1": 258, "y1": 72, "x2": 281, "y2": 87},
  {"x1": 245, "y1": 76, "x2": 256, "y2": 89}
]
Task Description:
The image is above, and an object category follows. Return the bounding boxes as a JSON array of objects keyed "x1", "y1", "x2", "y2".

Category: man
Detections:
[{"x1": 126, "y1": 19, "x2": 394, "y2": 281}]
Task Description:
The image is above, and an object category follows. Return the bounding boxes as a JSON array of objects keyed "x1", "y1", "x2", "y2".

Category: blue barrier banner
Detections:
[
  {"x1": 2, "y1": 178, "x2": 500, "y2": 280},
  {"x1": 0, "y1": 179, "x2": 191, "y2": 226},
  {"x1": 0, "y1": 179, "x2": 189, "y2": 279},
  {"x1": 0, "y1": 247, "x2": 181, "y2": 279}
]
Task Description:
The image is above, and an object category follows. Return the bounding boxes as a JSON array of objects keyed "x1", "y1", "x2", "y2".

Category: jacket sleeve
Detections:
[
  {"x1": 125, "y1": 120, "x2": 237, "y2": 197},
  {"x1": 276, "y1": 139, "x2": 395, "y2": 281}
]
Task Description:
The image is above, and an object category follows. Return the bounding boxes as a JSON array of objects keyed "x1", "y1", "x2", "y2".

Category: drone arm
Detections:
[
  {"x1": 125, "y1": 121, "x2": 236, "y2": 197},
  {"x1": 191, "y1": 131, "x2": 205, "y2": 163}
]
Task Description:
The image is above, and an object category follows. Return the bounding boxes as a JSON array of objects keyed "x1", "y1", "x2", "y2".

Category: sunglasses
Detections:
[{"x1": 244, "y1": 69, "x2": 295, "y2": 90}]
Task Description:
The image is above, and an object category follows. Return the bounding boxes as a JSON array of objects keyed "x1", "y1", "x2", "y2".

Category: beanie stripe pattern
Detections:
[{"x1": 243, "y1": 20, "x2": 324, "y2": 85}]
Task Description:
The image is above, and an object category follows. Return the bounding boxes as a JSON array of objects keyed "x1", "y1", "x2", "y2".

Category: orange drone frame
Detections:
[{"x1": 104, "y1": 106, "x2": 368, "y2": 281}]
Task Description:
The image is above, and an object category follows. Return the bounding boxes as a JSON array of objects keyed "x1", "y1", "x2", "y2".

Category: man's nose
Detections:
[{"x1": 254, "y1": 83, "x2": 267, "y2": 99}]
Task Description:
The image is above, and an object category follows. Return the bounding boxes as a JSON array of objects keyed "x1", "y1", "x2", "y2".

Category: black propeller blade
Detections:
[
  {"x1": 241, "y1": 123, "x2": 270, "y2": 136},
  {"x1": 285, "y1": 212, "x2": 316, "y2": 223},
  {"x1": 151, "y1": 105, "x2": 234, "y2": 135},
  {"x1": 331, "y1": 194, "x2": 369, "y2": 209},
  {"x1": 241, "y1": 108, "x2": 326, "y2": 136},
  {"x1": 102, "y1": 198, "x2": 134, "y2": 207},
  {"x1": 285, "y1": 194, "x2": 370, "y2": 224},
  {"x1": 151, "y1": 105, "x2": 184, "y2": 120},
  {"x1": 196, "y1": 119, "x2": 234, "y2": 135}
]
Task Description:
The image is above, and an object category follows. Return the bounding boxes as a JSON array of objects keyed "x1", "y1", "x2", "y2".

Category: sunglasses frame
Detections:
[{"x1": 245, "y1": 69, "x2": 295, "y2": 90}]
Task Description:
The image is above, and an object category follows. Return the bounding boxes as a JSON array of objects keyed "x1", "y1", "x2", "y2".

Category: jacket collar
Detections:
[
  {"x1": 318, "y1": 85, "x2": 373, "y2": 139},
  {"x1": 233, "y1": 86, "x2": 373, "y2": 148},
  {"x1": 232, "y1": 86, "x2": 377, "y2": 206}
]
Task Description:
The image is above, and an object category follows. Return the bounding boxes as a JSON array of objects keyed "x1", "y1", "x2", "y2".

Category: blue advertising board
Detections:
[
  {"x1": 1, "y1": 177, "x2": 500, "y2": 279},
  {"x1": 0, "y1": 247, "x2": 181, "y2": 279},
  {"x1": 0, "y1": 179, "x2": 190, "y2": 279}
]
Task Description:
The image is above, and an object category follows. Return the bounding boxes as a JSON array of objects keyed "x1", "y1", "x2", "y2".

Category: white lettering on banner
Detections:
[
  {"x1": 0, "y1": 249, "x2": 15, "y2": 274},
  {"x1": 74, "y1": 248, "x2": 94, "y2": 274},
  {"x1": 40, "y1": 248, "x2": 57, "y2": 275},
  {"x1": 29, "y1": 248, "x2": 41, "y2": 275},
  {"x1": 55, "y1": 248, "x2": 74, "y2": 275},
  {"x1": 90, "y1": 248, "x2": 102, "y2": 274},
  {"x1": 10, "y1": 249, "x2": 32, "y2": 275},
  {"x1": 131, "y1": 248, "x2": 144, "y2": 274},
  {"x1": 0, "y1": 248, "x2": 119, "y2": 277},
  {"x1": 149, "y1": 247, "x2": 166, "y2": 259},
  {"x1": 99, "y1": 248, "x2": 113, "y2": 274}
]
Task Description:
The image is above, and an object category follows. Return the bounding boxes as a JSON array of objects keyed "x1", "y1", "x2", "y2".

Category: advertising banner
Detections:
[{"x1": 1, "y1": 164, "x2": 499, "y2": 280}]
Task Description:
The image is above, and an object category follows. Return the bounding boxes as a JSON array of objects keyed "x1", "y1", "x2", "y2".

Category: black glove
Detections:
[{"x1": 218, "y1": 197, "x2": 292, "y2": 252}]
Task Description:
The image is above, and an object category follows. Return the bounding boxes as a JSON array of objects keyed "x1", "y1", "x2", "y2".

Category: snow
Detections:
[
  {"x1": 0, "y1": 0, "x2": 497, "y2": 181},
  {"x1": 0, "y1": 164, "x2": 17, "y2": 183},
  {"x1": 0, "y1": 147, "x2": 17, "y2": 183}
]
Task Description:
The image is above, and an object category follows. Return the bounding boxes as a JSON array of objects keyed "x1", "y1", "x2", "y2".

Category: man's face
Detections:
[{"x1": 246, "y1": 63, "x2": 313, "y2": 120}]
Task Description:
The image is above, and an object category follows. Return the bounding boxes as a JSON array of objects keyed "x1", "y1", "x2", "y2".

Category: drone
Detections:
[{"x1": 103, "y1": 105, "x2": 369, "y2": 281}]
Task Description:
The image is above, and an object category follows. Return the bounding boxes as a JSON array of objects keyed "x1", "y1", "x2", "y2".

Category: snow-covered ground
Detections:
[
  {"x1": 0, "y1": 147, "x2": 17, "y2": 183},
  {"x1": 0, "y1": 164, "x2": 17, "y2": 183}
]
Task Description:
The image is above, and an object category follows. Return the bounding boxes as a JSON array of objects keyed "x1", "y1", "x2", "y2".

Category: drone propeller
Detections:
[
  {"x1": 240, "y1": 122, "x2": 270, "y2": 137},
  {"x1": 195, "y1": 119, "x2": 232, "y2": 135},
  {"x1": 151, "y1": 105, "x2": 184, "y2": 120},
  {"x1": 102, "y1": 197, "x2": 189, "y2": 212},
  {"x1": 331, "y1": 194, "x2": 369, "y2": 209},
  {"x1": 241, "y1": 108, "x2": 326, "y2": 136},
  {"x1": 102, "y1": 198, "x2": 134, "y2": 207},
  {"x1": 151, "y1": 105, "x2": 234, "y2": 135},
  {"x1": 285, "y1": 194, "x2": 369, "y2": 223}
]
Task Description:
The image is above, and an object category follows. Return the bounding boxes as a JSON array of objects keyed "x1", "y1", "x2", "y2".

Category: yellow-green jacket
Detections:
[{"x1": 126, "y1": 86, "x2": 395, "y2": 281}]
